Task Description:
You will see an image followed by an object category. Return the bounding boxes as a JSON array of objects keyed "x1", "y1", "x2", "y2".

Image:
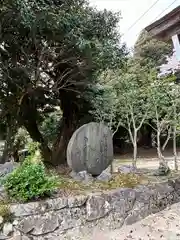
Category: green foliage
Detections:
[
  {"x1": 88, "y1": 81, "x2": 118, "y2": 130},
  {"x1": 3, "y1": 160, "x2": 58, "y2": 202},
  {"x1": 14, "y1": 128, "x2": 32, "y2": 150},
  {"x1": 0, "y1": 0, "x2": 127, "y2": 164},
  {"x1": 0, "y1": 204, "x2": 12, "y2": 223},
  {"x1": 40, "y1": 111, "x2": 62, "y2": 145},
  {"x1": 134, "y1": 30, "x2": 172, "y2": 69},
  {"x1": 147, "y1": 75, "x2": 176, "y2": 125},
  {"x1": 27, "y1": 141, "x2": 40, "y2": 155}
]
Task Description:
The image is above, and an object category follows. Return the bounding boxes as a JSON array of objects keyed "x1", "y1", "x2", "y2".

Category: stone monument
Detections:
[{"x1": 67, "y1": 122, "x2": 113, "y2": 176}]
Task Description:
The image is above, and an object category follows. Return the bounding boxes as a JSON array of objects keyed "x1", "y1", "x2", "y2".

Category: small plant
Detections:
[
  {"x1": 96, "y1": 173, "x2": 141, "y2": 190},
  {"x1": 0, "y1": 203, "x2": 12, "y2": 222},
  {"x1": 3, "y1": 159, "x2": 58, "y2": 202}
]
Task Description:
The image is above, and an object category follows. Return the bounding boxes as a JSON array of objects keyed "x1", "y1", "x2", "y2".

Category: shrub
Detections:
[
  {"x1": 0, "y1": 204, "x2": 12, "y2": 222},
  {"x1": 3, "y1": 159, "x2": 58, "y2": 202}
]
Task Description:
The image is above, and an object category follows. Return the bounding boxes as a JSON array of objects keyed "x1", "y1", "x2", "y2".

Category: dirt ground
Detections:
[{"x1": 114, "y1": 147, "x2": 180, "y2": 170}]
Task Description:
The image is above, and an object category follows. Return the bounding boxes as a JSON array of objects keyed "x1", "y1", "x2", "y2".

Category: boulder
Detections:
[
  {"x1": 70, "y1": 171, "x2": 94, "y2": 184},
  {"x1": 118, "y1": 165, "x2": 137, "y2": 174},
  {"x1": 153, "y1": 162, "x2": 170, "y2": 176},
  {"x1": 0, "y1": 162, "x2": 18, "y2": 178},
  {"x1": 96, "y1": 171, "x2": 112, "y2": 182},
  {"x1": 86, "y1": 195, "x2": 111, "y2": 221},
  {"x1": 67, "y1": 122, "x2": 113, "y2": 176},
  {"x1": 3, "y1": 223, "x2": 13, "y2": 236}
]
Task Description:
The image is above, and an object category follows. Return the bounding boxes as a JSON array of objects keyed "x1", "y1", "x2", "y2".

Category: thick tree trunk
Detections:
[
  {"x1": 51, "y1": 119, "x2": 75, "y2": 165},
  {"x1": 51, "y1": 91, "x2": 78, "y2": 165}
]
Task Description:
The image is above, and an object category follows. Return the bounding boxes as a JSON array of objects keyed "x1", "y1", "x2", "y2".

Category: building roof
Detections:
[{"x1": 145, "y1": 5, "x2": 180, "y2": 40}]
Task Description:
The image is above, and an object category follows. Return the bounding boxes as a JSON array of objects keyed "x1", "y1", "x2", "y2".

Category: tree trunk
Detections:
[
  {"x1": 0, "y1": 126, "x2": 16, "y2": 163},
  {"x1": 51, "y1": 91, "x2": 79, "y2": 165},
  {"x1": 132, "y1": 131, "x2": 138, "y2": 169},
  {"x1": 157, "y1": 131, "x2": 169, "y2": 172},
  {"x1": 51, "y1": 119, "x2": 75, "y2": 165},
  {"x1": 173, "y1": 126, "x2": 178, "y2": 171}
]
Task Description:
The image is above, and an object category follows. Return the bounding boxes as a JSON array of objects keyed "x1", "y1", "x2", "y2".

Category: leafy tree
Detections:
[
  {"x1": 168, "y1": 80, "x2": 180, "y2": 171},
  {"x1": 88, "y1": 71, "x2": 119, "y2": 134},
  {"x1": 116, "y1": 69, "x2": 151, "y2": 167},
  {"x1": 0, "y1": 0, "x2": 127, "y2": 165},
  {"x1": 134, "y1": 30, "x2": 172, "y2": 69},
  {"x1": 147, "y1": 76, "x2": 174, "y2": 173},
  {"x1": 130, "y1": 29, "x2": 173, "y2": 149},
  {"x1": 90, "y1": 65, "x2": 151, "y2": 168}
]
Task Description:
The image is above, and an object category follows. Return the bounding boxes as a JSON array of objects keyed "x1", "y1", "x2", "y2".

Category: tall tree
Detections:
[
  {"x1": 147, "y1": 76, "x2": 174, "y2": 174},
  {"x1": 134, "y1": 29, "x2": 172, "y2": 69},
  {"x1": 0, "y1": 0, "x2": 127, "y2": 165}
]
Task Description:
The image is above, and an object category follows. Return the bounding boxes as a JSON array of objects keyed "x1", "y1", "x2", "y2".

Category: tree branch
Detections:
[{"x1": 162, "y1": 126, "x2": 172, "y2": 151}]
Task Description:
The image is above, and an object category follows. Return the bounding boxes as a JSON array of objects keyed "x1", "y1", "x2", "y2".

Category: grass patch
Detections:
[
  {"x1": 56, "y1": 173, "x2": 142, "y2": 194},
  {"x1": 95, "y1": 173, "x2": 142, "y2": 190}
]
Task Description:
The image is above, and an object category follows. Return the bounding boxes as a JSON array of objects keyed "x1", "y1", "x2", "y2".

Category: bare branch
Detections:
[
  {"x1": 137, "y1": 109, "x2": 148, "y2": 131},
  {"x1": 113, "y1": 120, "x2": 121, "y2": 137}
]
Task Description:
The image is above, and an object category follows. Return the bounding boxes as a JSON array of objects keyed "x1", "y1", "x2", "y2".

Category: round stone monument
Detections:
[{"x1": 67, "y1": 122, "x2": 113, "y2": 176}]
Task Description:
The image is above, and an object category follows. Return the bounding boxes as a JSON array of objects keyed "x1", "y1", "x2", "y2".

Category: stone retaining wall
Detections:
[{"x1": 3, "y1": 178, "x2": 180, "y2": 239}]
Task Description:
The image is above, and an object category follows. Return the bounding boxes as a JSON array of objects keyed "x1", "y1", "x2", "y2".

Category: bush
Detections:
[
  {"x1": 3, "y1": 160, "x2": 58, "y2": 202},
  {"x1": 0, "y1": 204, "x2": 12, "y2": 222}
]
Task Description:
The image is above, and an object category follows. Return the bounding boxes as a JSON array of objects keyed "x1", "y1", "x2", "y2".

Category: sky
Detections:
[{"x1": 89, "y1": 0, "x2": 180, "y2": 48}]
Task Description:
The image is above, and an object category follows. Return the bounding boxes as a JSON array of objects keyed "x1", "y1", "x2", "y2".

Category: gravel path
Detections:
[{"x1": 63, "y1": 202, "x2": 180, "y2": 240}]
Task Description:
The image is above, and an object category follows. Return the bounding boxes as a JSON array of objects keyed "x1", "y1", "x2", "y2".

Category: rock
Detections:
[
  {"x1": 10, "y1": 202, "x2": 40, "y2": 217},
  {"x1": 9, "y1": 237, "x2": 21, "y2": 240},
  {"x1": 11, "y1": 197, "x2": 69, "y2": 217},
  {"x1": 124, "y1": 187, "x2": 153, "y2": 225},
  {"x1": 68, "y1": 195, "x2": 88, "y2": 208},
  {"x1": 70, "y1": 171, "x2": 94, "y2": 184},
  {"x1": 3, "y1": 222, "x2": 13, "y2": 236},
  {"x1": 118, "y1": 165, "x2": 137, "y2": 174},
  {"x1": 21, "y1": 236, "x2": 32, "y2": 240},
  {"x1": 12, "y1": 220, "x2": 19, "y2": 226},
  {"x1": 110, "y1": 188, "x2": 136, "y2": 218},
  {"x1": 153, "y1": 163, "x2": 170, "y2": 176},
  {"x1": 86, "y1": 195, "x2": 111, "y2": 221},
  {"x1": 9, "y1": 230, "x2": 21, "y2": 240},
  {"x1": 0, "y1": 216, "x2": 3, "y2": 225},
  {"x1": 0, "y1": 186, "x2": 7, "y2": 201},
  {"x1": 17, "y1": 213, "x2": 59, "y2": 235},
  {"x1": 67, "y1": 122, "x2": 113, "y2": 176},
  {"x1": 9, "y1": 233, "x2": 30, "y2": 240},
  {"x1": 0, "y1": 235, "x2": 8, "y2": 240},
  {"x1": 96, "y1": 171, "x2": 112, "y2": 182},
  {"x1": 17, "y1": 208, "x2": 86, "y2": 235},
  {"x1": 0, "y1": 162, "x2": 18, "y2": 178},
  {"x1": 171, "y1": 178, "x2": 180, "y2": 196}
]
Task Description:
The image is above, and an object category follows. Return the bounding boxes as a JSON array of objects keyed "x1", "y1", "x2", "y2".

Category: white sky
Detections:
[{"x1": 89, "y1": 0, "x2": 180, "y2": 48}]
